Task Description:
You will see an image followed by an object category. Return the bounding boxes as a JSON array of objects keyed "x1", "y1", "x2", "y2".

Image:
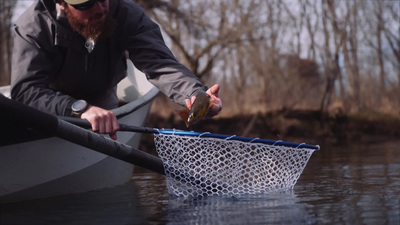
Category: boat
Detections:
[{"x1": 0, "y1": 60, "x2": 159, "y2": 203}]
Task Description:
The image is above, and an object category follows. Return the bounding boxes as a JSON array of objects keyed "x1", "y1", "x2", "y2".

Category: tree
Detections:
[
  {"x1": 136, "y1": 0, "x2": 400, "y2": 116},
  {"x1": 136, "y1": 0, "x2": 238, "y2": 82}
]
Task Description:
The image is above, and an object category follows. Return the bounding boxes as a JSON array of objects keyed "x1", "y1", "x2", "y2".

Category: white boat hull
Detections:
[{"x1": 0, "y1": 60, "x2": 159, "y2": 203}]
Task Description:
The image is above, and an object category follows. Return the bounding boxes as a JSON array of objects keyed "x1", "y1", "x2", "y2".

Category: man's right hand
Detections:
[{"x1": 80, "y1": 106, "x2": 120, "y2": 140}]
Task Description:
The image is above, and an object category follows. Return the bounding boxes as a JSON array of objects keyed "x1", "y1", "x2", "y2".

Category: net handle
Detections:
[{"x1": 60, "y1": 117, "x2": 320, "y2": 150}]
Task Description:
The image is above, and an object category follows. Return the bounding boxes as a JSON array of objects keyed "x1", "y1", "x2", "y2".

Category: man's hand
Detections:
[
  {"x1": 205, "y1": 84, "x2": 223, "y2": 118},
  {"x1": 185, "y1": 84, "x2": 223, "y2": 119},
  {"x1": 81, "y1": 106, "x2": 120, "y2": 140}
]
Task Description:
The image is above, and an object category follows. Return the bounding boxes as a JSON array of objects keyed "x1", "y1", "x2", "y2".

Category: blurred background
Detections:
[{"x1": 1, "y1": 0, "x2": 399, "y2": 142}]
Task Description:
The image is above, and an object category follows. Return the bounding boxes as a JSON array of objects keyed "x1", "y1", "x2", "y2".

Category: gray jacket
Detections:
[{"x1": 11, "y1": 0, "x2": 205, "y2": 116}]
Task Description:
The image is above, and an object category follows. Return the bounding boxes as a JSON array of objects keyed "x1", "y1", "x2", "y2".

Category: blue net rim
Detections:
[{"x1": 154, "y1": 129, "x2": 320, "y2": 150}]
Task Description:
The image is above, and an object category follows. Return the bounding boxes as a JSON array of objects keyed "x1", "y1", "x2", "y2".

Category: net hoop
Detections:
[
  {"x1": 154, "y1": 129, "x2": 320, "y2": 150},
  {"x1": 154, "y1": 130, "x2": 318, "y2": 198}
]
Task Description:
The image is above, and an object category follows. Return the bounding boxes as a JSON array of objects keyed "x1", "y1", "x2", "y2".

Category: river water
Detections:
[{"x1": 1, "y1": 140, "x2": 399, "y2": 224}]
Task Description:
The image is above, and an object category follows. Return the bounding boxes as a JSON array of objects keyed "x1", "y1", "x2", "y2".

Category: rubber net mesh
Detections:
[{"x1": 154, "y1": 133, "x2": 316, "y2": 198}]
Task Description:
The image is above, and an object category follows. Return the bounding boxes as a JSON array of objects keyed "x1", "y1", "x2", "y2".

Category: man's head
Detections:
[{"x1": 59, "y1": 0, "x2": 116, "y2": 40}]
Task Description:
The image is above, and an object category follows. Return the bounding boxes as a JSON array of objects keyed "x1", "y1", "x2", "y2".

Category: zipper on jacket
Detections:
[{"x1": 84, "y1": 54, "x2": 89, "y2": 83}]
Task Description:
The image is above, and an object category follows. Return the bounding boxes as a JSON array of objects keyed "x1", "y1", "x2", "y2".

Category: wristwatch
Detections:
[{"x1": 71, "y1": 99, "x2": 88, "y2": 117}]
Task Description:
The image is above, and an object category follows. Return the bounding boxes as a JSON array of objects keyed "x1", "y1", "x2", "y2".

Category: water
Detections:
[{"x1": 1, "y1": 141, "x2": 399, "y2": 224}]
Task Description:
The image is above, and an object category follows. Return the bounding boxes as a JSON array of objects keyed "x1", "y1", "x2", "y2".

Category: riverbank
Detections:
[{"x1": 140, "y1": 110, "x2": 400, "y2": 152}]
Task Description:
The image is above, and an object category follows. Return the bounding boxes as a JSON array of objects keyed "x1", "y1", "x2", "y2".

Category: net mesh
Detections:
[{"x1": 154, "y1": 133, "x2": 316, "y2": 198}]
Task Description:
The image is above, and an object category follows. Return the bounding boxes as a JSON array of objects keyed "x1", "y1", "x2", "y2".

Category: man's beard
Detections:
[{"x1": 64, "y1": 7, "x2": 116, "y2": 41}]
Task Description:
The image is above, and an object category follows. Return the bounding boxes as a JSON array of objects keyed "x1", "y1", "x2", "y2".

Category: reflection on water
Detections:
[
  {"x1": 1, "y1": 141, "x2": 399, "y2": 224},
  {"x1": 0, "y1": 181, "x2": 147, "y2": 225},
  {"x1": 165, "y1": 193, "x2": 315, "y2": 225},
  {"x1": 294, "y1": 141, "x2": 400, "y2": 225}
]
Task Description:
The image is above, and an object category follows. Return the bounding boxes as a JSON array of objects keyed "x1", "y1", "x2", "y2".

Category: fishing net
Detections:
[{"x1": 154, "y1": 131, "x2": 318, "y2": 198}]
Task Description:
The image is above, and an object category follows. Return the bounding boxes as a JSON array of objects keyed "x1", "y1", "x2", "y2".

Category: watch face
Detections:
[{"x1": 72, "y1": 100, "x2": 87, "y2": 112}]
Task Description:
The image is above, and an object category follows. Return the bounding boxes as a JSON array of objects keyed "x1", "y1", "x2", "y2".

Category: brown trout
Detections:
[{"x1": 177, "y1": 91, "x2": 213, "y2": 127}]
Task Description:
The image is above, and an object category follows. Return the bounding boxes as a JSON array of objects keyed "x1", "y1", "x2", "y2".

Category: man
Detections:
[{"x1": 11, "y1": 0, "x2": 222, "y2": 140}]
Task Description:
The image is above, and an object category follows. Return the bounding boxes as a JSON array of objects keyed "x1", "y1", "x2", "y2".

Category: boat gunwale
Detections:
[{"x1": 113, "y1": 86, "x2": 159, "y2": 119}]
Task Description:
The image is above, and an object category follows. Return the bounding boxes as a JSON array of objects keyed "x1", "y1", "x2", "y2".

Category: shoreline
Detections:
[{"x1": 139, "y1": 110, "x2": 400, "y2": 152}]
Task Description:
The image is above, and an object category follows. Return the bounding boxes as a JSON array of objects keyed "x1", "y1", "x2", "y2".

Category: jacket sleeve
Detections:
[
  {"x1": 10, "y1": 13, "x2": 75, "y2": 116},
  {"x1": 120, "y1": 3, "x2": 207, "y2": 106}
]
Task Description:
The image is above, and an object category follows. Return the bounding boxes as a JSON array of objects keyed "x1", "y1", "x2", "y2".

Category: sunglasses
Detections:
[{"x1": 69, "y1": 0, "x2": 107, "y2": 10}]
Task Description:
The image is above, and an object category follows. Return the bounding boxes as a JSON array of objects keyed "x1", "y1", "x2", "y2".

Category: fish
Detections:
[{"x1": 177, "y1": 91, "x2": 213, "y2": 127}]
